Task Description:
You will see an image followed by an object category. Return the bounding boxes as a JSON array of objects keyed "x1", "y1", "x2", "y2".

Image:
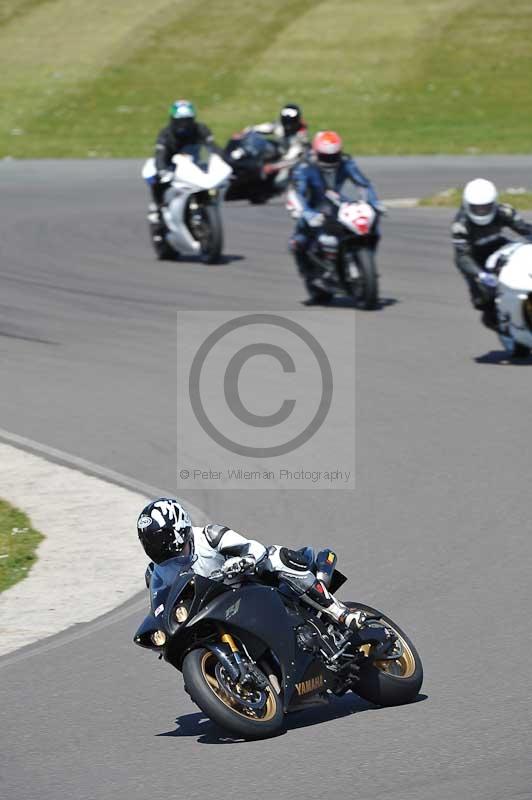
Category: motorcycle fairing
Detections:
[
  {"x1": 162, "y1": 191, "x2": 201, "y2": 255},
  {"x1": 133, "y1": 613, "x2": 164, "y2": 649},
  {"x1": 187, "y1": 583, "x2": 303, "y2": 708}
]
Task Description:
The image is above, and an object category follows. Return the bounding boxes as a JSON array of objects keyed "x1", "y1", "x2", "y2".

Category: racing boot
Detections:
[{"x1": 304, "y1": 578, "x2": 366, "y2": 631}]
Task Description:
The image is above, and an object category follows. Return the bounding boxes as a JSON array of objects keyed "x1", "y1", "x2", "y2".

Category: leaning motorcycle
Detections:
[
  {"x1": 142, "y1": 153, "x2": 232, "y2": 263},
  {"x1": 287, "y1": 187, "x2": 381, "y2": 309},
  {"x1": 491, "y1": 242, "x2": 532, "y2": 358},
  {"x1": 134, "y1": 553, "x2": 422, "y2": 740},
  {"x1": 224, "y1": 130, "x2": 306, "y2": 204}
]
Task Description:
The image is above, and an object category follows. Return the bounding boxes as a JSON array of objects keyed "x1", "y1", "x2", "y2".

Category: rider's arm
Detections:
[
  {"x1": 203, "y1": 524, "x2": 268, "y2": 566},
  {"x1": 451, "y1": 218, "x2": 481, "y2": 278},
  {"x1": 197, "y1": 122, "x2": 224, "y2": 156},
  {"x1": 291, "y1": 163, "x2": 314, "y2": 216},
  {"x1": 154, "y1": 128, "x2": 173, "y2": 172},
  {"x1": 244, "y1": 121, "x2": 276, "y2": 136},
  {"x1": 498, "y1": 203, "x2": 532, "y2": 237},
  {"x1": 344, "y1": 158, "x2": 379, "y2": 207}
]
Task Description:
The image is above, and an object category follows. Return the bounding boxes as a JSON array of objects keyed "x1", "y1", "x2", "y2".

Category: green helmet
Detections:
[{"x1": 169, "y1": 99, "x2": 196, "y2": 120}]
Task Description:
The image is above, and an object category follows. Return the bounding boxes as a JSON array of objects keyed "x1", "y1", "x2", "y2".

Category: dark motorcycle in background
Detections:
[
  {"x1": 134, "y1": 553, "x2": 423, "y2": 740},
  {"x1": 287, "y1": 187, "x2": 382, "y2": 309},
  {"x1": 224, "y1": 130, "x2": 306, "y2": 204}
]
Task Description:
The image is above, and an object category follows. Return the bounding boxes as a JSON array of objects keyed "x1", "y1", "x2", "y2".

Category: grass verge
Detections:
[
  {"x1": 1, "y1": 0, "x2": 532, "y2": 156},
  {"x1": 420, "y1": 188, "x2": 532, "y2": 210},
  {"x1": 0, "y1": 499, "x2": 44, "y2": 593}
]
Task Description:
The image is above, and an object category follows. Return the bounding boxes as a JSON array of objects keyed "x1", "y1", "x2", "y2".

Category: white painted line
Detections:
[{"x1": 382, "y1": 197, "x2": 420, "y2": 208}]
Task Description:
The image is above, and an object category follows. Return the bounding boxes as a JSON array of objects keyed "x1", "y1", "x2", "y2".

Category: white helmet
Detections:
[{"x1": 463, "y1": 178, "x2": 498, "y2": 226}]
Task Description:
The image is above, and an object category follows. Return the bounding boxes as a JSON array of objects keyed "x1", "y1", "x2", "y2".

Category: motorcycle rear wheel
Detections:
[
  {"x1": 346, "y1": 247, "x2": 379, "y2": 310},
  {"x1": 345, "y1": 602, "x2": 423, "y2": 706},
  {"x1": 182, "y1": 647, "x2": 284, "y2": 740}
]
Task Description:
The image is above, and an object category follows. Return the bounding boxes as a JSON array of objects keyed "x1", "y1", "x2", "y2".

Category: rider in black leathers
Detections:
[
  {"x1": 149, "y1": 99, "x2": 220, "y2": 228},
  {"x1": 452, "y1": 179, "x2": 532, "y2": 329}
]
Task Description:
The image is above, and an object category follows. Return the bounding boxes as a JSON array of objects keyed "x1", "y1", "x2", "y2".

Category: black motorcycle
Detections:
[
  {"x1": 288, "y1": 188, "x2": 382, "y2": 309},
  {"x1": 223, "y1": 130, "x2": 303, "y2": 204},
  {"x1": 134, "y1": 552, "x2": 423, "y2": 740}
]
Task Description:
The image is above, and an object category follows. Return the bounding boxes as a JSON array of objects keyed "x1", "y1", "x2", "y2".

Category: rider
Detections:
[
  {"x1": 452, "y1": 178, "x2": 532, "y2": 329},
  {"x1": 137, "y1": 498, "x2": 365, "y2": 632},
  {"x1": 244, "y1": 103, "x2": 309, "y2": 156},
  {"x1": 148, "y1": 99, "x2": 220, "y2": 230},
  {"x1": 290, "y1": 130, "x2": 381, "y2": 305},
  {"x1": 241, "y1": 103, "x2": 310, "y2": 186}
]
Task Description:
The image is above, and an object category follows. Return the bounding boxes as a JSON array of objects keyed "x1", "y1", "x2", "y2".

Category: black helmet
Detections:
[
  {"x1": 137, "y1": 498, "x2": 192, "y2": 563},
  {"x1": 280, "y1": 104, "x2": 302, "y2": 136}
]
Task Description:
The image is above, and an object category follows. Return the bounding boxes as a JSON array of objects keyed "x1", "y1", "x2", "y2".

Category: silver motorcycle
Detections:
[{"x1": 142, "y1": 153, "x2": 232, "y2": 263}]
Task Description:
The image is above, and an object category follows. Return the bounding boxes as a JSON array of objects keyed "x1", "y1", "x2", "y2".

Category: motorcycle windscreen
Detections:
[{"x1": 150, "y1": 555, "x2": 197, "y2": 614}]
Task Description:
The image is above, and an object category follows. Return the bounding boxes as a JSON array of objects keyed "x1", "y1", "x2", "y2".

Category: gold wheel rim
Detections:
[
  {"x1": 354, "y1": 617, "x2": 416, "y2": 679},
  {"x1": 200, "y1": 651, "x2": 278, "y2": 721}
]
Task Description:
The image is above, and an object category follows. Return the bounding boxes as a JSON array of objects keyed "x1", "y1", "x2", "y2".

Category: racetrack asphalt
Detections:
[{"x1": 0, "y1": 157, "x2": 531, "y2": 800}]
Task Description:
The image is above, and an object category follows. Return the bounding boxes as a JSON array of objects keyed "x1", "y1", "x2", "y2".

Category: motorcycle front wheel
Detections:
[
  {"x1": 195, "y1": 205, "x2": 223, "y2": 264},
  {"x1": 182, "y1": 647, "x2": 284, "y2": 740},
  {"x1": 346, "y1": 247, "x2": 379, "y2": 310},
  {"x1": 345, "y1": 602, "x2": 423, "y2": 706}
]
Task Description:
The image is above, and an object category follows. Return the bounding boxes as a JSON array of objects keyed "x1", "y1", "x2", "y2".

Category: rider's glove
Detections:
[
  {"x1": 304, "y1": 211, "x2": 324, "y2": 228},
  {"x1": 158, "y1": 169, "x2": 174, "y2": 184},
  {"x1": 478, "y1": 271, "x2": 498, "y2": 288},
  {"x1": 221, "y1": 554, "x2": 256, "y2": 578}
]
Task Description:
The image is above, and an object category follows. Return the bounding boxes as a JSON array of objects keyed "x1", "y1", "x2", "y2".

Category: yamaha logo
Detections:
[
  {"x1": 138, "y1": 515, "x2": 152, "y2": 530},
  {"x1": 295, "y1": 674, "x2": 324, "y2": 696}
]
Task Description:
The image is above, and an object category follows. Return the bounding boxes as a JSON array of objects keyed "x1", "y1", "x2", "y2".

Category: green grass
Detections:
[
  {"x1": 420, "y1": 188, "x2": 532, "y2": 209},
  {"x1": 1, "y1": 0, "x2": 532, "y2": 157},
  {"x1": 0, "y1": 499, "x2": 44, "y2": 593}
]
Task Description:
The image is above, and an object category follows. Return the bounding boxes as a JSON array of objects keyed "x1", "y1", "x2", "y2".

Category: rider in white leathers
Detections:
[{"x1": 137, "y1": 498, "x2": 364, "y2": 632}]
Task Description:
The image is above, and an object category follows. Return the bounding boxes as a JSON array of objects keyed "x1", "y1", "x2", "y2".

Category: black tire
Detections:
[
  {"x1": 197, "y1": 206, "x2": 223, "y2": 264},
  {"x1": 249, "y1": 193, "x2": 268, "y2": 205},
  {"x1": 347, "y1": 247, "x2": 379, "y2": 310},
  {"x1": 182, "y1": 648, "x2": 284, "y2": 740},
  {"x1": 512, "y1": 342, "x2": 531, "y2": 358},
  {"x1": 345, "y1": 602, "x2": 423, "y2": 706}
]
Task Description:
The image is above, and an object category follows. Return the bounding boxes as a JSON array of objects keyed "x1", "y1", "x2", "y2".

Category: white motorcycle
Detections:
[
  {"x1": 490, "y1": 242, "x2": 532, "y2": 357},
  {"x1": 142, "y1": 153, "x2": 232, "y2": 263},
  {"x1": 286, "y1": 187, "x2": 381, "y2": 309}
]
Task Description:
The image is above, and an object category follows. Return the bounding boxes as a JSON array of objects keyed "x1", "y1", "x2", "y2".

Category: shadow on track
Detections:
[
  {"x1": 300, "y1": 297, "x2": 398, "y2": 311},
  {"x1": 159, "y1": 253, "x2": 245, "y2": 265},
  {"x1": 157, "y1": 693, "x2": 426, "y2": 744},
  {"x1": 475, "y1": 350, "x2": 532, "y2": 366}
]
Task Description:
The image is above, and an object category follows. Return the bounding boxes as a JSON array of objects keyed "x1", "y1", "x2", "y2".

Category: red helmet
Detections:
[{"x1": 312, "y1": 131, "x2": 342, "y2": 165}]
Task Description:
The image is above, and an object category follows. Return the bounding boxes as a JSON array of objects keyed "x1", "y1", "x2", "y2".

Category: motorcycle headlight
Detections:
[
  {"x1": 174, "y1": 604, "x2": 189, "y2": 624},
  {"x1": 150, "y1": 630, "x2": 166, "y2": 647}
]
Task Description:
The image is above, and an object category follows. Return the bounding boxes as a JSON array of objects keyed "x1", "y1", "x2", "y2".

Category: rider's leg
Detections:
[
  {"x1": 289, "y1": 228, "x2": 333, "y2": 304},
  {"x1": 265, "y1": 547, "x2": 364, "y2": 630},
  {"x1": 462, "y1": 274, "x2": 498, "y2": 331},
  {"x1": 149, "y1": 180, "x2": 166, "y2": 230}
]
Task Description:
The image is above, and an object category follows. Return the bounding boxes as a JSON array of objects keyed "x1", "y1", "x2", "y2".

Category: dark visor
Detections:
[{"x1": 469, "y1": 202, "x2": 494, "y2": 216}]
